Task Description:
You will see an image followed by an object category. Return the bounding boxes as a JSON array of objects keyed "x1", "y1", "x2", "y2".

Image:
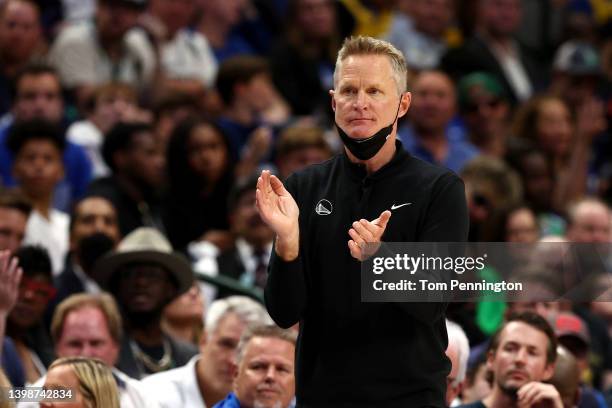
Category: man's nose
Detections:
[
  {"x1": 513, "y1": 348, "x2": 527, "y2": 365},
  {"x1": 353, "y1": 90, "x2": 368, "y2": 109}
]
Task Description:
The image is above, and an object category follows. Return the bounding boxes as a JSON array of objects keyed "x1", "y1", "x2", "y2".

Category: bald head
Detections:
[
  {"x1": 566, "y1": 198, "x2": 611, "y2": 243},
  {"x1": 549, "y1": 346, "x2": 580, "y2": 408}
]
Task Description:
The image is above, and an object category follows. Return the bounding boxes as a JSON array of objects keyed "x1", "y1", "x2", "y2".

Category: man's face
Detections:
[
  {"x1": 332, "y1": 54, "x2": 407, "y2": 140},
  {"x1": 123, "y1": 131, "x2": 166, "y2": 188},
  {"x1": 10, "y1": 273, "x2": 54, "y2": 328},
  {"x1": 409, "y1": 71, "x2": 455, "y2": 134},
  {"x1": 0, "y1": 0, "x2": 41, "y2": 63},
  {"x1": 150, "y1": 0, "x2": 195, "y2": 36},
  {"x1": 295, "y1": 0, "x2": 335, "y2": 40},
  {"x1": 117, "y1": 264, "x2": 176, "y2": 315},
  {"x1": 231, "y1": 190, "x2": 274, "y2": 248},
  {"x1": 242, "y1": 73, "x2": 276, "y2": 114},
  {"x1": 567, "y1": 202, "x2": 611, "y2": 243},
  {"x1": 70, "y1": 197, "x2": 120, "y2": 252},
  {"x1": 462, "y1": 89, "x2": 508, "y2": 141},
  {"x1": 55, "y1": 306, "x2": 120, "y2": 366},
  {"x1": 234, "y1": 336, "x2": 295, "y2": 408},
  {"x1": 13, "y1": 139, "x2": 64, "y2": 200},
  {"x1": 97, "y1": 2, "x2": 141, "y2": 42},
  {"x1": 199, "y1": 312, "x2": 246, "y2": 397},
  {"x1": 412, "y1": 0, "x2": 452, "y2": 38},
  {"x1": 0, "y1": 207, "x2": 27, "y2": 253},
  {"x1": 488, "y1": 321, "x2": 554, "y2": 395},
  {"x1": 445, "y1": 344, "x2": 462, "y2": 406},
  {"x1": 479, "y1": 0, "x2": 521, "y2": 38},
  {"x1": 13, "y1": 73, "x2": 63, "y2": 123}
]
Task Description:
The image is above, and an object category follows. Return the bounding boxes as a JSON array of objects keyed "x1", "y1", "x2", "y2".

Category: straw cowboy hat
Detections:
[{"x1": 92, "y1": 227, "x2": 193, "y2": 295}]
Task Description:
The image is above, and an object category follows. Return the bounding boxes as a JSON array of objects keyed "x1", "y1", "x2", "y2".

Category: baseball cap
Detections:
[
  {"x1": 457, "y1": 72, "x2": 507, "y2": 111},
  {"x1": 553, "y1": 41, "x2": 600, "y2": 76},
  {"x1": 550, "y1": 312, "x2": 590, "y2": 347}
]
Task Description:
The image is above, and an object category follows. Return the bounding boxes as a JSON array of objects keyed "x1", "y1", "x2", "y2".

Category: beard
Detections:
[{"x1": 253, "y1": 401, "x2": 283, "y2": 408}]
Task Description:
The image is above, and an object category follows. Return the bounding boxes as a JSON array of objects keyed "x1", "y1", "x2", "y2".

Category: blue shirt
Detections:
[
  {"x1": 0, "y1": 121, "x2": 93, "y2": 211},
  {"x1": 213, "y1": 392, "x2": 242, "y2": 408}
]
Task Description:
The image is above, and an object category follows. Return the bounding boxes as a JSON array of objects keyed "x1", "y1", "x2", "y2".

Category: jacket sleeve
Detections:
[
  {"x1": 264, "y1": 175, "x2": 307, "y2": 328},
  {"x1": 396, "y1": 172, "x2": 469, "y2": 324}
]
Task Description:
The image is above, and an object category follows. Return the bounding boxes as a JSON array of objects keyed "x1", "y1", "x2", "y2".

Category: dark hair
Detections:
[
  {"x1": 102, "y1": 122, "x2": 152, "y2": 171},
  {"x1": 14, "y1": 245, "x2": 53, "y2": 279},
  {"x1": 0, "y1": 189, "x2": 32, "y2": 216},
  {"x1": 67, "y1": 195, "x2": 117, "y2": 234},
  {"x1": 166, "y1": 117, "x2": 234, "y2": 194},
  {"x1": 489, "y1": 311, "x2": 558, "y2": 365},
  {"x1": 216, "y1": 56, "x2": 270, "y2": 106},
  {"x1": 6, "y1": 119, "x2": 65, "y2": 156},
  {"x1": 227, "y1": 175, "x2": 258, "y2": 213},
  {"x1": 12, "y1": 63, "x2": 60, "y2": 100},
  {"x1": 153, "y1": 91, "x2": 199, "y2": 120}
]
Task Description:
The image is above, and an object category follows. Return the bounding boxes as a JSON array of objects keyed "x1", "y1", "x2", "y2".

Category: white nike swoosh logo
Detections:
[{"x1": 391, "y1": 202, "x2": 412, "y2": 210}]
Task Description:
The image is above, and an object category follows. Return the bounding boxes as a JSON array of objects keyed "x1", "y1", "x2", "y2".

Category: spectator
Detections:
[
  {"x1": 0, "y1": 64, "x2": 93, "y2": 211},
  {"x1": 7, "y1": 120, "x2": 68, "y2": 274},
  {"x1": 151, "y1": 91, "x2": 199, "y2": 147},
  {"x1": 41, "y1": 357, "x2": 120, "y2": 408},
  {"x1": 191, "y1": 177, "x2": 274, "y2": 301},
  {"x1": 456, "y1": 72, "x2": 511, "y2": 158},
  {"x1": 88, "y1": 122, "x2": 166, "y2": 236},
  {"x1": 0, "y1": 190, "x2": 31, "y2": 254},
  {"x1": 17, "y1": 293, "x2": 160, "y2": 408},
  {"x1": 440, "y1": 0, "x2": 545, "y2": 105},
  {"x1": 6, "y1": 246, "x2": 55, "y2": 384},
  {"x1": 163, "y1": 118, "x2": 234, "y2": 251},
  {"x1": 48, "y1": 0, "x2": 154, "y2": 108},
  {"x1": 461, "y1": 355, "x2": 492, "y2": 405},
  {"x1": 446, "y1": 320, "x2": 470, "y2": 407},
  {"x1": 565, "y1": 198, "x2": 611, "y2": 244},
  {"x1": 0, "y1": 0, "x2": 45, "y2": 116},
  {"x1": 269, "y1": 0, "x2": 340, "y2": 117},
  {"x1": 457, "y1": 311, "x2": 562, "y2": 408},
  {"x1": 51, "y1": 196, "x2": 120, "y2": 308},
  {"x1": 387, "y1": 0, "x2": 455, "y2": 70},
  {"x1": 274, "y1": 125, "x2": 333, "y2": 181},
  {"x1": 66, "y1": 82, "x2": 145, "y2": 178},
  {"x1": 502, "y1": 205, "x2": 540, "y2": 243},
  {"x1": 549, "y1": 345, "x2": 581, "y2": 408},
  {"x1": 213, "y1": 325, "x2": 296, "y2": 408},
  {"x1": 142, "y1": 296, "x2": 273, "y2": 408},
  {"x1": 92, "y1": 227, "x2": 197, "y2": 379},
  {"x1": 162, "y1": 283, "x2": 205, "y2": 346},
  {"x1": 0, "y1": 250, "x2": 24, "y2": 389},
  {"x1": 401, "y1": 70, "x2": 479, "y2": 173}
]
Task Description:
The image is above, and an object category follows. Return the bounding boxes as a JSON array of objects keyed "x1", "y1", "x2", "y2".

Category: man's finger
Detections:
[
  {"x1": 269, "y1": 174, "x2": 287, "y2": 196},
  {"x1": 353, "y1": 220, "x2": 374, "y2": 241},
  {"x1": 348, "y1": 240, "x2": 362, "y2": 260},
  {"x1": 375, "y1": 210, "x2": 392, "y2": 230}
]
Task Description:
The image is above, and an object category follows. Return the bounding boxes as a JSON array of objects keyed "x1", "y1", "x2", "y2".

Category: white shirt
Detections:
[
  {"x1": 17, "y1": 368, "x2": 161, "y2": 408},
  {"x1": 67, "y1": 120, "x2": 109, "y2": 178},
  {"x1": 49, "y1": 21, "x2": 156, "y2": 89},
  {"x1": 141, "y1": 355, "x2": 206, "y2": 408},
  {"x1": 23, "y1": 209, "x2": 69, "y2": 276},
  {"x1": 72, "y1": 262, "x2": 102, "y2": 294}
]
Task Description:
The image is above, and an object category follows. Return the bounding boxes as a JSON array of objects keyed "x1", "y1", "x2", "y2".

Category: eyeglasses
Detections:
[
  {"x1": 465, "y1": 98, "x2": 502, "y2": 113},
  {"x1": 19, "y1": 276, "x2": 57, "y2": 301}
]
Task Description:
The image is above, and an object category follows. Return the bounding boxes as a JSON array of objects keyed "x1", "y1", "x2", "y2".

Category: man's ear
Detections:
[
  {"x1": 198, "y1": 330, "x2": 208, "y2": 351},
  {"x1": 398, "y1": 92, "x2": 411, "y2": 118},
  {"x1": 542, "y1": 362, "x2": 555, "y2": 381},
  {"x1": 329, "y1": 90, "x2": 336, "y2": 112}
]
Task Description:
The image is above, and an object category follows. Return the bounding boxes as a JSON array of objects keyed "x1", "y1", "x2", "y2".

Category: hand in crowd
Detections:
[
  {"x1": 0, "y1": 250, "x2": 22, "y2": 315},
  {"x1": 256, "y1": 170, "x2": 300, "y2": 261},
  {"x1": 517, "y1": 382, "x2": 563, "y2": 408},
  {"x1": 245, "y1": 126, "x2": 273, "y2": 163},
  {"x1": 347, "y1": 210, "x2": 391, "y2": 261}
]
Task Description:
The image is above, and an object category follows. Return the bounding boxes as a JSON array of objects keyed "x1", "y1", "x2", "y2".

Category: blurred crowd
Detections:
[{"x1": 0, "y1": 0, "x2": 612, "y2": 407}]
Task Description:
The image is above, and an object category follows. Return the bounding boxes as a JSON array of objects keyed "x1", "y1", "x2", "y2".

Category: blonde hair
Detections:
[
  {"x1": 334, "y1": 36, "x2": 408, "y2": 95},
  {"x1": 47, "y1": 357, "x2": 119, "y2": 408},
  {"x1": 51, "y1": 293, "x2": 122, "y2": 345}
]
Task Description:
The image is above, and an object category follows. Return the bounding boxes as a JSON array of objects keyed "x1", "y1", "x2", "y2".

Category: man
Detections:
[
  {"x1": 17, "y1": 293, "x2": 159, "y2": 408},
  {"x1": 52, "y1": 196, "x2": 121, "y2": 307},
  {"x1": 446, "y1": 320, "x2": 470, "y2": 407},
  {"x1": 0, "y1": 190, "x2": 31, "y2": 254},
  {"x1": 0, "y1": 64, "x2": 92, "y2": 210},
  {"x1": 549, "y1": 346, "x2": 581, "y2": 408},
  {"x1": 0, "y1": 0, "x2": 44, "y2": 116},
  {"x1": 92, "y1": 227, "x2": 197, "y2": 379},
  {"x1": 48, "y1": 0, "x2": 154, "y2": 108},
  {"x1": 274, "y1": 125, "x2": 333, "y2": 181},
  {"x1": 256, "y1": 36, "x2": 469, "y2": 406},
  {"x1": 458, "y1": 311, "x2": 562, "y2": 408},
  {"x1": 213, "y1": 324, "x2": 296, "y2": 408},
  {"x1": 401, "y1": 69, "x2": 479, "y2": 173},
  {"x1": 142, "y1": 296, "x2": 273, "y2": 407},
  {"x1": 88, "y1": 122, "x2": 166, "y2": 236},
  {"x1": 565, "y1": 198, "x2": 611, "y2": 244}
]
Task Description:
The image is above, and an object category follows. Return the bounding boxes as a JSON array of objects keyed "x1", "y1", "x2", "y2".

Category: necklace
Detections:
[{"x1": 130, "y1": 338, "x2": 173, "y2": 373}]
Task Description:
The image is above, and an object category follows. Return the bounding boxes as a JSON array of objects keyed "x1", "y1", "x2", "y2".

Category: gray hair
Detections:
[
  {"x1": 446, "y1": 319, "x2": 470, "y2": 386},
  {"x1": 235, "y1": 324, "x2": 297, "y2": 365},
  {"x1": 333, "y1": 36, "x2": 408, "y2": 95},
  {"x1": 204, "y1": 296, "x2": 272, "y2": 335}
]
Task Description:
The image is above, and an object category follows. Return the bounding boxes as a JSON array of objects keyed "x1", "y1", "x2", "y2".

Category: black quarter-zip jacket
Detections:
[{"x1": 265, "y1": 142, "x2": 469, "y2": 408}]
